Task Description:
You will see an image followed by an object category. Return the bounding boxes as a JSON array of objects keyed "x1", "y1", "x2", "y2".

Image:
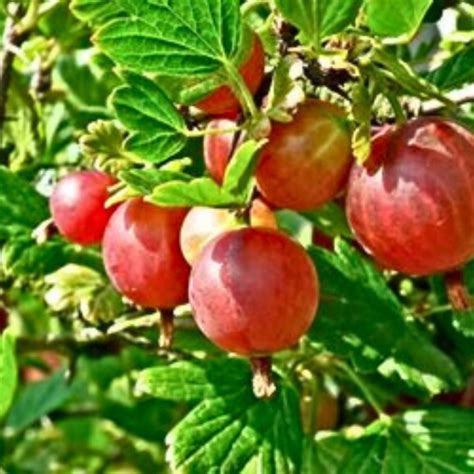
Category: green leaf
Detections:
[
  {"x1": 365, "y1": 0, "x2": 432, "y2": 39},
  {"x1": 136, "y1": 358, "x2": 251, "y2": 401},
  {"x1": 222, "y1": 140, "x2": 265, "y2": 201},
  {"x1": 452, "y1": 309, "x2": 474, "y2": 338},
  {"x1": 2, "y1": 237, "x2": 104, "y2": 277},
  {"x1": 136, "y1": 359, "x2": 303, "y2": 473},
  {"x1": 0, "y1": 166, "x2": 49, "y2": 240},
  {"x1": 350, "y1": 81, "x2": 372, "y2": 163},
  {"x1": 112, "y1": 73, "x2": 187, "y2": 163},
  {"x1": 275, "y1": 0, "x2": 362, "y2": 48},
  {"x1": 96, "y1": 0, "x2": 241, "y2": 77},
  {"x1": 372, "y1": 48, "x2": 451, "y2": 106},
  {"x1": 56, "y1": 55, "x2": 112, "y2": 112},
  {"x1": 426, "y1": 46, "x2": 474, "y2": 91},
  {"x1": 70, "y1": 0, "x2": 125, "y2": 26},
  {"x1": 320, "y1": 407, "x2": 474, "y2": 473},
  {"x1": 119, "y1": 168, "x2": 192, "y2": 195},
  {"x1": 7, "y1": 369, "x2": 76, "y2": 431},
  {"x1": 0, "y1": 329, "x2": 17, "y2": 419},
  {"x1": 302, "y1": 203, "x2": 352, "y2": 239},
  {"x1": 309, "y1": 240, "x2": 462, "y2": 395},
  {"x1": 303, "y1": 434, "x2": 351, "y2": 474},
  {"x1": 148, "y1": 177, "x2": 241, "y2": 208}
]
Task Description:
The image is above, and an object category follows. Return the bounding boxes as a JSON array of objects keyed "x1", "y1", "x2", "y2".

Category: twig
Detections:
[
  {"x1": 0, "y1": 6, "x2": 26, "y2": 139},
  {"x1": 421, "y1": 89, "x2": 474, "y2": 115}
]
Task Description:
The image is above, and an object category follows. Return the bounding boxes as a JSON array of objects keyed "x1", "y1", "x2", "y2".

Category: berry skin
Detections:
[
  {"x1": 50, "y1": 171, "x2": 117, "y2": 245},
  {"x1": 203, "y1": 119, "x2": 238, "y2": 184},
  {"x1": 195, "y1": 35, "x2": 265, "y2": 117},
  {"x1": 180, "y1": 207, "x2": 243, "y2": 266},
  {"x1": 103, "y1": 199, "x2": 190, "y2": 309},
  {"x1": 347, "y1": 117, "x2": 474, "y2": 276},
  {"x1": 256, "y1": 100, "x2": 353, "y2": 211},
  {"x1": 189, "y1": 228, "x2": 319, "y2": 356},
  {"x1": 179, "y1": 199, "x2": 277, "y2": 265}
]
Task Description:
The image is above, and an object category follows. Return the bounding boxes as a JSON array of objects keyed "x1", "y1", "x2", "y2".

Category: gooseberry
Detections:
[
  {"x1": 203, "y1": 118, "x2": 238, "y2": 184},
  {"x1": 346, "y1": 117, "x2": 474, "y2": 276},
  {"x1": 256, "y1": 100, "x2": 353, "y2": 211},
  {"x1": 102, "y1": 198, "x2": 190, "y2": 309},
  {"x1": 180, "y1": 199, "x2": 277, "y2": 265},
  {"x1": 50, "y1": 171, "x2": 117, "y2": 245},
  {"x1": 189, "y1": 227, "x2": 319, "y2": 356}
]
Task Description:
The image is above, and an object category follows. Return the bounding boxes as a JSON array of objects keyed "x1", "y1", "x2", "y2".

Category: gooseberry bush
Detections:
[{"x1": 1, "y1": 0, "x2": 474, "y2": 472}]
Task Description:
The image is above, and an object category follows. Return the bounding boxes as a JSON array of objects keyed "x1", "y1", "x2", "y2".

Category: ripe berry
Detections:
[
  {"x1": 256, "y1": 100, "x2": 353, "y2": 211},
  {"x1": 103, "y1": 199, "x2": 190, "y2": 309},
  {"x1": 180, "y1": 199, "x2": 277, "y2": 265},
  {"x1": 195, "y1": 35, "x2": 265, "y2": 117},
  {"x1": 189, "y1": 228, "x2": 319, "y2": 356},
  {"x1": 203, "y1": 119, "x2": 238, "y2": 184},
  {"x1": 347, "y1": 117, "x2": 474, "y2": 276},
  {"x1": 50, "y1": 171, "x2": 117, "y2": 245}
]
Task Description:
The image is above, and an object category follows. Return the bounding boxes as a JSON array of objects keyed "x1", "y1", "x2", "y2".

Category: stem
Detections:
[
  {"x1": 16, "y1": 0, "x2": 40, "y2": 34},
  {"x1": 185, "y1": 125, "x2": 242, "y2": 138},
  {"x1": 0, "y1": 0, "x2": 41, "y2": 141},
  {"x1": 445, "y1": 269, "x2": 472, "y2": 311},
  {"x1": 386, "y1": 93, "x2": 406, "y2": 125},
  {"x1": 337, "y1": 361, "x2": 384, "y2": 417},
  {"x1": 224, "y1": 61, "x2": 259, "y2": 118},
  {"x1": 250, "y1": 356, "x2": 276, "y2": 399},
  {"x1": 0, "y1": 8, "x2": 24, "y2": 139},
  {"x1": 300, "y1": 371, "x2": 319, "y2": 435},
  {"x1": 159, "y1": 309, "x2": 175, "y2": 349}
]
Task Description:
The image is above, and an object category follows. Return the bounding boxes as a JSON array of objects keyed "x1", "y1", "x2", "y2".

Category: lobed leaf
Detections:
[
  {"x1": 136, "y1": 358, "x2": 303, "y2": 473},
  {"x1": 0, "y1": 167, "x2": 49, "y2": 240},
  {"x1": 328, "y1": 407, "x2": 474, "y2": 473},
  {"x1": 70, "y1": 0, "x2": 125, "y2": 26},
  {"x1": 309, "y1": 240, "x2": 462, "y2": 395},
  {"x1": 275, "y1": 0, "x2": 362, "y2": 48},
  {"x1": 365, "y1": 0, "x2": 432, "y2": 40},
  {"x1": 96, "y1": 0, "x2": 241, "y2": 77},
  {"x1": 148, "y1": 177, "x2": 242, "y2": 208},
  {"x1": 2, "y1": 237, "x2": 105, "y2": 277},
  {"x1": 112, "y1": 72, "x2": 187, "y2": 163},
  {"x1": 427, "y1": 46, "x2": 474, "y2": 92}
]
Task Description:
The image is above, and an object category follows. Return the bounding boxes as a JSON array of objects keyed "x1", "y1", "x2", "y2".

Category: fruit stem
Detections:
[
  {"x1": 159, "y1": 309, "x2": 175, "y2": 349},
  {"x1": 445, "y1": 269, "x2": 472, "y2": 311},
  {"x1": 186, "y1": 125, "x2": 242, "y2": 138},
  {"x1": 250, "y1": 356, "x2": 276, "y2": 399},
  {"x1": 224, "y1": 61, "x2": 259, "y2": 118}
]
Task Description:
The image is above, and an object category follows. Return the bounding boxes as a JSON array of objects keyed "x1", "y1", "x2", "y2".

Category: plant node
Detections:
[
  {"x1": 250, "y1": 356, "x2": 276, "y2": 399},
  {"x1": 159, "y1": 309, "x2": 175, "y2": 349},
  {"x1": 445, "y1": 270, "x2": 472, "y2": 311}
]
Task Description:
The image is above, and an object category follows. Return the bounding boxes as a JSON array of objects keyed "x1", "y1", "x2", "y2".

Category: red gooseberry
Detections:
[
  {"x1": 180, "y1": 198, "x2": 277, "y2": 265},
  {"x1": 50, "y1": 171, "x2": 117, "y2": 245},
  {"x1": 102, "y1": 198, "x2": 190, "y2": 309},
  {"x1": 189, "y1": 227, "x2": 319, "y2": 356},
  {"x1": 347, "y1": 117, "x2": 474, "y2": 276},
  {"x1": 203, "y1": 119, "x2": 238, "y2": 184},
  {"x1": 256, "y1": 100, "x2": 353, "y2": 211}
]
